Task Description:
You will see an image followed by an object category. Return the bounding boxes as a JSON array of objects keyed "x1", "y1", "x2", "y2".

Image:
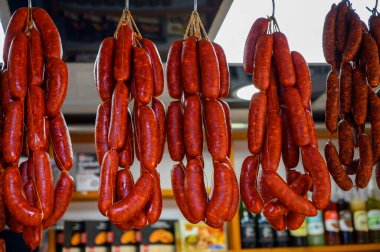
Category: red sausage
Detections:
[
  {"x1": 292, "y1": 51, "x2": 311, "y2": 110},
  {"x1": 145, "y1": 170, "x2": 162, "y2": 224},
  {"x1": 325, "y1": 70, "x2": 339, "y2": 134},
  {"x1": 353, "y1": 68, "x2": 368, "y2": 126},
  {"x1": 167, "y1": 101, "x2": 186, "y2": 161},
  {"x1": 261, "y1": 111, "x2": 282, "y2": 171},
  {"x1": 0, "y1": 166, "x2": 5, "y2": 231},
  {"x1": 253, "y1": 34, "x2": 273, "y2": 91},
  {"x1": 305, "y1": 110, "x2": 318, "y2": 148},
  {"x1": 342, "y1": 11, "x2": 363, "y2": 63},
  {"x1": 212, "y1": 42, "x2": 230, "y2": 98},
  {"x1": 166, "y1": 40, "x2": 183, "y2": 99},
  {"x1": 361, "y1": 32, "x2": 380, "y2": 87},
  {"x1": 248, "y1": 92, "x2": 267, "y2": 154},
  {"x1": 267, "y1": 64, "x2": 280, "y2": 113},
  {"x1": 322, "y1": 4, "x2": 337, "y2": 67},
  {"x1": 27, "y1": 28, "x2": 44, "y2": 86},
  {"x1": 198, "y1": 40, "x2": 220, "y2": 99},
  {"x1": 133, "y1": 47, "x2": 154, "y2": 105},
  {"x1": 133, "y1": 102, "x2": 141, "y2": 161},
  {"x1": 138, "y1": 106, "x2": 158, "y2": 170},
  {"x1": 339, "y1": 63, "x2": 353, "y2": 118},
  {"x1": 370, "y1": 90, "x2": 380, "y2": 164},
  {"x1": 151, "y1": 98, "x2": 165, "y2": 164},
  {"x1": 96, "y1": 37, "x2": 115, "y2": 101},
  {"x1": 119, "y1": 109, "x2": 134, "y2": 168},
  {"x1": 95, "y1": 100, "x2": 111, "y2": 166},
  {"x1": 219, "y1": 100, "x2": 232, "y2": 158},
  {"x1": 338, "y1": 119, "x2": 355, "y2": 166},
  {"x1": 225, "y1": 164, "x2": 239, "y2": 221},
  {"x1": 281, "y1": 108, "x2": 299, "y2": 169},
  {"x1": 336, "y1": 2, "x2": 349, "y2": 53},
  {"x1": 113, "y1": 24, "x2": 133, "y2": 81},
  {"x1": 184, "y1": 95, "x2": 203, "y2": 158},
  {"x1": 26, "y1": 85, "x2": 46, "y2": 151},
  {"x1": 181, "y1": 36, "x2": 200, "y2": 94},
  {"x1": 273, "y1": 32, "x2": 296, "y2": 87},
  {"x1": 0, "y1": 70, "x2": 13, "y2": 112},
  {"x1": 356, "y1": 133, "x2": 374, "y2": 188}
]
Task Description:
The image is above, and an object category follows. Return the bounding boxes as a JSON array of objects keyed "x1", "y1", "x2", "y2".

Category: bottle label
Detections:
[
  {"x1": 354, "y1": 210, "x2": 369, "y2": 232},
  {"x1": 368, "y1": 209, "x2": 380, "y2": 231},
  {"x1": 339, "y1": 210, "x2": 353, "y2": 232},
  {"x1": 324, "y1": 210, "x2": 339, "y2": 232},
  {"x1": 307, "y1": 212, "x2": 324, "y2": 235},
  {"x1": 290, "y1": 221, "x2": 307, "y2": 237}
]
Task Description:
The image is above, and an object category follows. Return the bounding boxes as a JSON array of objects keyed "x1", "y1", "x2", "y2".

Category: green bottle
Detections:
[
  {"x1": 366, "y1": 187, "x2": 380, "y2": 243},
  {"x1": 307, "y1": 211, "x2": 325, "y2": 246}
]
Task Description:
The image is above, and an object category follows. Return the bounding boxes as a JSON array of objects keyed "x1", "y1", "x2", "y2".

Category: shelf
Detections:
[
  {"x1": 241, "y1": 244, "x2": 380, "y2": 252},
  {"x1": 71, "y1": 189, "x2": 175, "y2": 201}
]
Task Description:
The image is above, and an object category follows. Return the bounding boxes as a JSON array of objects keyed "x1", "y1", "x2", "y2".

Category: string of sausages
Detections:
[
  {"x1": 167, "y1": 11, "x2": 238, "y2": 229},
  {"x1": 241, "y1": 16, "x2": 331, "y2": 231},
  {"x1": 95, "y1": 10, "x2": 164, "y2": 230},
  {"x1": 323, "y1": 0, "x2": 380, "y2": 191},
  {"x1": 0, "y1": 7, "x2": 74, "y2": 250}
]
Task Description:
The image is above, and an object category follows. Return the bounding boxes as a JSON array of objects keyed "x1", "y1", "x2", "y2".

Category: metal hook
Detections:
[
  {"x1": 271, "y1": 0, "x2": 275, "y2": 17},
  {"x1": 125, "y1": 0, "x2": 129, "y2": 11},
  {"x1": 28, "y1": 0, "x2": 32, "y2": 9},
  {"x1": 194, "y1": 0, "x2": 197, "y2": 12}
]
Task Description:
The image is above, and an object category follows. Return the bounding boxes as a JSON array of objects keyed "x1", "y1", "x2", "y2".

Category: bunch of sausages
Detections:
[
  {"x1": 0, "y1": 7, "x2": 74, "y2": 250},
  {"x1": 323, "y1": 1, "x2": 380, "y2": 190},
  {"x1": 240, "y1": 17, "x2": 331, "y2": 231},
  {"x1": 95, "y1": 13, "x2": 164, "y2": 230},
  {"x1": 167, "y1": 19, "x2": 238, "y2": 228}
]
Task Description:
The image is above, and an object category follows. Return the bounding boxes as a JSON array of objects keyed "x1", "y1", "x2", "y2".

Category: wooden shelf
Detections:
[
  {"x1": 71, "y1": 189, "x2": 175, "y2": 201},
  {"x1": 241, "y1": 244, "x2": 380, "y2": 252}
]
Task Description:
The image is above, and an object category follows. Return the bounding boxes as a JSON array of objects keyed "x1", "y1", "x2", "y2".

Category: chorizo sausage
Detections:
[
  {"x1": 243, "y1": 18, "x2": 269, "y2": 74},
  {"x1": 362, "y1": 33, "x2": 380, "y2": 87},
  {"x1": 336, "y1": 2, "x2": 349, "y2": 53},
  {"x1": 225, "y1": 165, "x2": 239, "y2": 221},
  {"x1": 370, "y1": 90, "x2": 380, "y2": 164},
  {"x1": 273, "y1": 32, "x2": 296, "y2": 87},
  {"x1": 145, "y1": 170, "x2": 162, "y2": 224},
  {"x1": 301, "y1": 146, "x2": 331, "y2": 210},
  {"x1": 199, "y1": 40, "x2": 220, "y2": 99},
  {"x1": 338, "y1": 119, "x2": 355, "y2": 166},
  {"x1": 353, "y1": 68, "x2": 368, "y2": 125},
  {"x1": 253, "y1": 34, "x2": 273, "y2": 91},
  {"x1": 113, "y1": 24, "x2": 133, "y2": 81},
  {"x1": 267, "y1": 63, "x2": 280, "y2": 113},
  {"x1": 281, "y1": 108, "x2": 299, "y2": 169},
  {"x1": 32, "y1": 7, "x2": 63, "y2": 59},
  {"x1": 219, "y1": 99, "x2": 232, "y2": 158},
  {"x1": 108, "y1": 80, "x2": 129, "y2": 149},
  {"x1": 0, "y1": 166, "x2": 5, "y2": 231},
  {"x1": 356, "y1": 133, "x2": 374, "y2": 188},
  {"x1": 204, "y1": 100, "x2": 228, "y2": 161},
  {"x1": 133, "y1": 102, "x2": 141, "y2": 161},
  {"x1": 346, "y1": 158, "x2": 359, "y2": 175},
  {"x1": 134, "y1": 47, "x2": 154, "y2": 105},
  {"x1": 140, "y1": 38, "x2": 164, "y2": 97},
  {"x1": 45, "y1": 58, "x2": 69, "y2": 118},
  {"x1": 339, "y1": 63, "x2": 353, "y2": 118},
  {"x1": 0, "y1": 70, "x2": 13, "y2": 112},
  {"x1": 27, "y1": 28, "x2": 44, "y2": 86},
  {"x1": 261, "y1": 111, "x2": 282, "y2": 171},
  {"x1": 96, "y1": 37, "x2": 115, "y2": 101},
  {"x1": 257, "y1": 170, "x2": 275, "y2": 204},
  {"x1": 42, "y1": 171, "x2": 74, "y2": 229},
  {"x1": 324, "y1": 140, "x2": 353, "y2": 191},
  {"x1": 325, "y1": 70, "x2": 339, "y2": 133},
  {"x1": 305, "y1": 110, "x2": 318, "y2": 148},
  {"x1": 166, "y1": 40, "x2": 183, "y2": 99},
  {"x1": 95, "y1": 101, "x2": 111, "y2": 166},
  {"x1": 292, "y1": 51, "x2": 311, "y2": 110},
  {"x1": 138, "y1": 106, "x2": 158, "y2": 170},
  {"x1": 151, "y1": 98, "x2": 165, "y2": 164},
  {"x1": 343, "y1": 11, "x2": 363, "y2": 63},
  {"x1": 8, "y1": 32, "x2": 28, "y2": 99},
  {"x1": 322, "y1": 4, "x2": 337, "y2": 67},
  {"x1": 212, "y1": 42, "x2": 230, "y2": 98},
  {"x1": 26, "y1": 85, "x2": 46, "y2": 151},
  {"x1": 248, "y1": 92, "x2": 267, "y2": 154},
  {"x1": 119, "y1": 109, "x2": 134, "y2": 168},
  {"x1": 50, "y1": 112, "x2": 74, "y2": 171},
  {"x1": 184, "y1": 94, "x2": 203, "y2": 158},
  {"x1": 181, "y1": 36, "x2": 200, "y2": 94},
  {"x1": 284, "y1": 87, "x2": 311, "y2": 147},
  {"x1": 240, "y1": 155, "x2": 263, "y2": 214}
]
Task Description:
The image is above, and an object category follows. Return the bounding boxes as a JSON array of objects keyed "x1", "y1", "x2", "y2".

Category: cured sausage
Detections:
[
  {"x1": 181, "y1": 36, "x2": 200, "y2": 94},
  {"x1": 292, "y1": 51, "x2": 311, "y2": 109},
  {"x1": 343, "y1": 11, "x2": 362, "y2": 63},
  {"x1": 336, "y1": 2, "x2": 349, "y2": 53},
  {"x1": 26, "y1": 85, "x2": 46, "y2": 151},
  {"x1": 95, "y1": 101, "x2": 111, "y2": 166},
  {"x1": 204, "y1": 100, "x2": 228, "y2": 161},
  {"x1": 0, "y1": 70, "x2": 13, "y2": 112},
  {"x1": 212, "y1": 42, "x2": 230, "y2": 98},
  {"x1": 113, "y1": 24, "x2": 133, "y2": 81},
  {"x1": 243, "y1": 18, "x2": 269, "y2": 74},
  {"x1": 253, "y1": 34, "x2": 273, "y2": 91},
  {"x1": 0, "y1": 166, "x2": 5, "y2": 231},
  {"x1": 151, "y1": 98, "x2": 165, "y2": 164},
  {"x1": 133, "y1": 47, "x2": 154, "y2": 105},
  {"x1": 50, "y1": 112, "x2": 74, "y2": 171},
  {"x1": 45, "y1": 58, "x2": 69, "y2": 118},
  {"x1": 133, "y1": 102, "x2": 141, "y2": 161},
  {"x1": 138, "y1": 106, "x2": 158, "y2": 170},
  {"x1": 240, "y1": 155, "x2": 263, "y2": 214},
  {"x1": 281, "y1": 108, "x2": 299, "y2": 169},
  {"x1": 166, "y1": 40, "x2": 183, "y2": 99},
  {"x1": 119, "y1": 110, "x2": 134, "y2": 168},
  {"x1": 353, "y1": 68, "x2": 368, "y2": 125},
  {"x1": 140, "y1": 38, "x2": 164, "y2": 97},
  {"x1": 339, "y1": 63, "x2": 353, "y2": 118},
  {"x1": 261, "y1": 111, "x2": 282, "y2": 171},
  {"x1": 96, "y1": 37, "x2": 115, "y2": 101},
  {"x1": 257, "y1": 170, "x2": 275, "y2": 204},
  {"x1": 27, "y1": 28, "x2": 44, "y2": 86},
  {"x1": 273, "y1": 32, "x2": 296, "y2": 87},
  {"x1": 325, "y1": 70, "x2": 339, "y2": 134},
  {"x1": 145, "y1": 170, "x2": 162, "y2": 224},
  {"x1": 356, "y1": 134, "x2": 373, "y2": 188},
  {"x1": 32, "y1": 7, "x2": 63, "y2": 59},
  {"x1": 184, "y1": 95, "x2": 203, "y2": 158},
  {"x1": 225, "y1": 165, "x2": 239, "y2": 221},
  {"x1": 361, "y1": 33, "x2": 380, "y2": 87},
  {"x1": 325, "y1": 140, "x2": 353, "y2": 191},
  {"x1": 219, "y1": 100, "x2": 232, "y2": 158},
  {"x1": 267, "y1": 64, "x2": 280, "y2": 113},
  {"x1": 338, "y1": 119, "x2": 355, "y2": 166},
  {"x1": 198, "y1": 40, "x2": 220, "y2": 99},
  {"x1": 322, "y1": 4, "x2": 337, "y2": 67},
  {"x1": 248, "y1": 92, "x2": 267, "y2": 154},
  {"x1": 284, "y1": 87, "x2": 311, "y2": 147},
  {"x1": 305, "y1": 110, "x2": 318, "y2": 148},
  {"x1": 370, "y1": 90, "x2": 380, "y2": 164},
  {"x1": 346, "y1": 158, "x2": 359, "y2": 175}
]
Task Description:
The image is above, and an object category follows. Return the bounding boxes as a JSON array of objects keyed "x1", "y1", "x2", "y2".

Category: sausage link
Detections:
[
  {"x1": 3, "y1": 100, "x2": 24, "y2": 164},
  {"x1": 225, "y1": 164, "x2": 239, "y2": 221},
  {"x1": 370, "y1": 90, "x2": 380, "y2": 164},
  {"x1": 0, "y1": 70, "x2": 13, "y2": 112},
  {"x1": 138, "y1": 106, "x2": 158, "y2": 170},
  {"x1": 145, "y1": 170, "x2": 162, "y2": 224},
  {"x1": 27, "y1": 28, "x2": 44, "y2": 86},
  {"x1": 113, "y1": 24, "x2": 133, "y2": 81},
  {"x1": 305, "y1": 110, "x2": 318, "y2": 148},
  {"x1": 45, "y1": 58, "x2": 69, "y2": 117},
  {"x1": 119, "y1": 109, "x2": 134, "y2": 168},
  {"x1": 42, "y1": 171, "x2": 74, "y2": 229},
  {"x1": 26, "y1": 85, "x2": 46, "y2": 151},
  {"x1": 219, "y1": 100, "x2": 232, "y2": 158},
  {"x1": 346, "y1": 158, "x2": 359, "y2": 175},
  {"x1": 273, "y1": 32, "x2": 296, "y2": 87},
  {"x1": 352, "y1": 68, "x2": 368, "y2": 126},
  {"x1": 339, "y1": 63, "x2": 353, "y2": 118},
  {"x1": 96, "y1": 37, "x2": 115, "y2": 101},
  {"x1": 292, "y1": 51, "x2": 311, "y2": 109},
  {"x1": 185, "y1": 158, "x2": 207, "y2": 222},
  {"x1": 167, "y1": 102, "x2": 186, "y2": 161},
  {"x1": 134, "y1": 47, "x2": 154, "y2": 105},
  {"x1": 281, "y1": 108, "x2": 299, "y2": 169},
  {"x1": 338, "y1": 119, "x2": 355, "y2": 166},
  {"x1": 240, "y1": 155, "x2": 263, "y2": 214},
  {"x1": 301, "y1": 146, "x2": 331, "y2": 210},
  {"x1": 325, "y1": 140, "x2": 353, "y2": 191},
  {"x1": 184, "y1": 95, "x2": 203, "y2": 158},
  {"x1": 0, "y1": 166, "x2": 5, "y2": 231},
  {"x1": 199, "y1": 40, "x2": 220, "y2": 99},
  {"x1": 284, "y1": 87, "x2": 311, "y2": 147},
  {"x1": 133, "y1": 102, "x2": 142, "y2": 161},
  {"x1": 257, "y1": 170, "x2": 275, "y2": 204},
  {"x1": 356, "y1": 133, "x2": 374, "y2": 188},
  {"x1": 98, "y1": 150, "x2": 119, "y2": 216},
  {"x1": 3, "y1": 165, "x2": 42, "y2": 226},
  {"x1": 323, "y1": 4, "x2": 337, "y2": 67},
  {"x1": 95, "y1": 100, "x2": 111, "y2": 166},
  {"x1": 325, "y1": 70, "x2": 340, "y2": 133},
  {"x1": 243, "y1": 18, "x2": 269, "y2": 74},
  {"x1": 181, "y1": 36, "x2": 200, "y2": 94},
  {"x1": 253, "y1": 34, "x2": 273, "y2": 91},
  {"x1": 261, "y1": 111, "x2": 282, "y2": 171},
  {"x1": 8, "y1": 32, "x2": 28, "y2": 99},
  {"x1": 342, "y1": 11, "x2": 362, "y2": 63},
  {"x1": 248, "y1": 92, "x2": 267, "y2": 154},
  {"x1": 265, "y1": 212, "x2": 286, "y2": 231},
  {"x1": 171, "y1": 163, "x2": 198, "y2": 223},
  {"x1": 204, "y1": 100, "x2": 228, "y2": 161},
  {"x1": 108, "y1": 80, "x2": 129, "y2": 149},
  {"x1": 336, "y1": 2, "x2": 349, "y2": 53},
  {"x1": 362, "y1": 33, "x2": 380, "y2": 87},
  {"x1": 50, "y1": 112, "x2": 74, "y2": 171},
  {"x1": 151, "y1": 98, "x2": 165, "y2": 164},
  {"x1": 213, "y1": 42, "x2": 230, "y2": 98},
  {"x1": 266, "y1": 63, "x2": 280, "y2": 113},
  {"x1": 167, "y1": 40, "x2": 183, "y2": 99},
  {"x1": 286, "y1": 170, "x2": 301, "y2": 184},
  {"x1": 32, "y1": 7, "x2": 63, "y2": 59}
]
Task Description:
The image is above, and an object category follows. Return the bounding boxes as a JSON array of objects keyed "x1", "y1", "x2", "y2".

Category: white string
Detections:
[
  {"x1": 125, "y1": 0, "x2": 129, "y2": 11},
  {"x1": 194, "y1": 0, "x2": 197, "y2": 11},
  {"x1": 28, "y1": 0, "x2": 32, "y2": 8}
]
